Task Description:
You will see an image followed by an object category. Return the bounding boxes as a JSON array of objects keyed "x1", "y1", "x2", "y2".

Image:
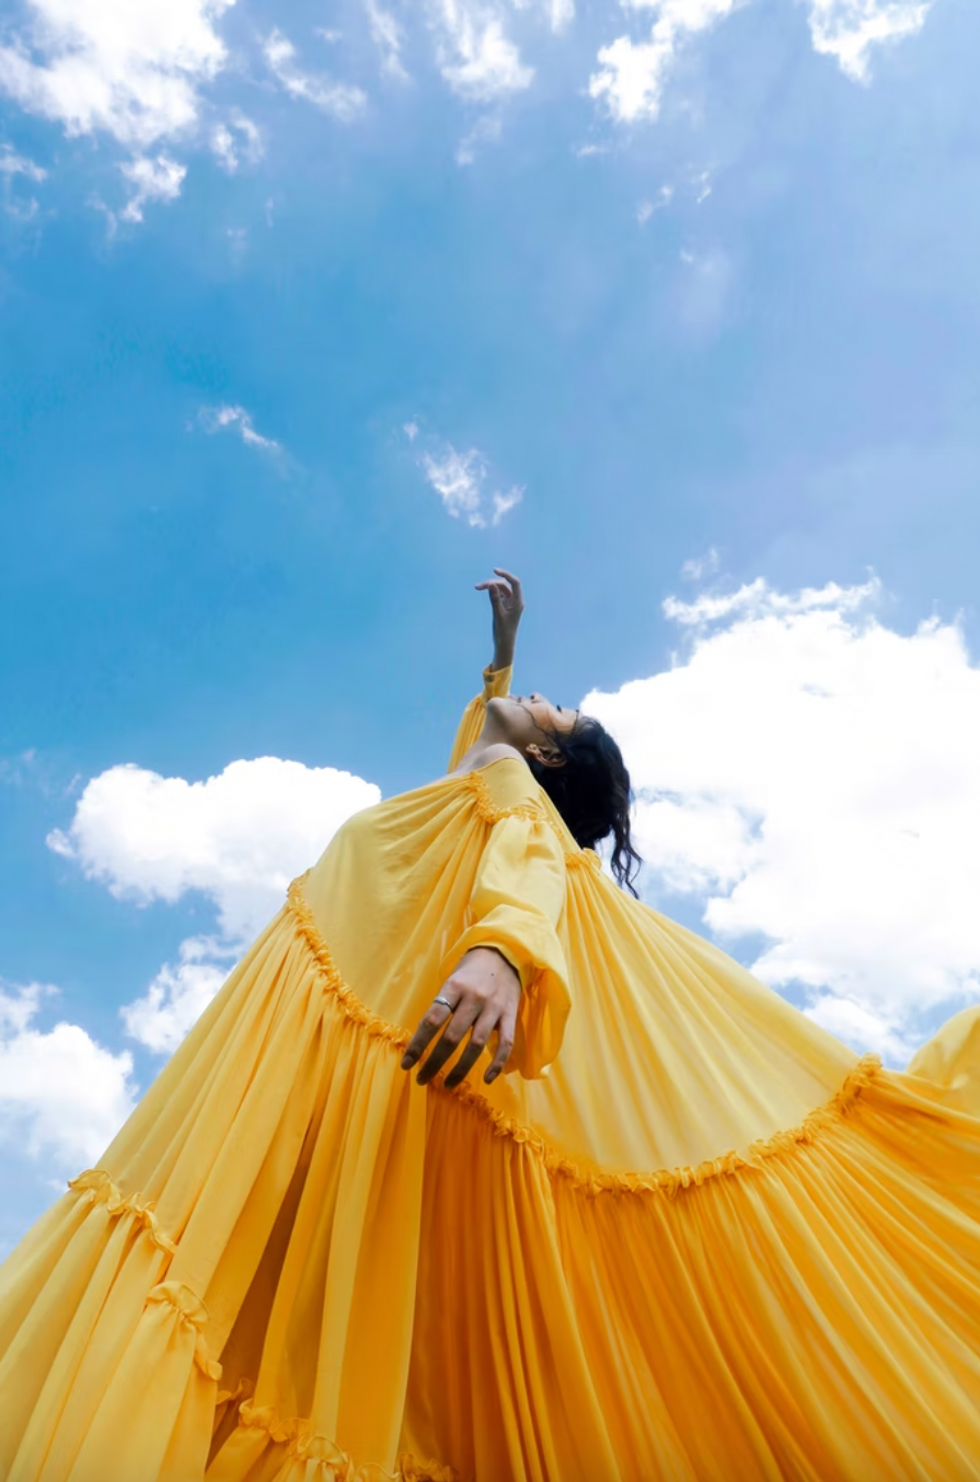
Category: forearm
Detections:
[{"x1": 490, "y1": 641, "x2": 515, "y2": 672}]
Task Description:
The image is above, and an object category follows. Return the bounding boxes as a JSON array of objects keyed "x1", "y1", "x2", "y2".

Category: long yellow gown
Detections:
[{"x1": 2, "y1": 666, "x2": 980, "y2": 1482}]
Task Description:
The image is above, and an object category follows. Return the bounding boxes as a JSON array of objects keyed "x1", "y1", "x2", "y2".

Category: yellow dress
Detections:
[{"x1": 2, "y1": 666, "x2": 980, "y2": 1482}]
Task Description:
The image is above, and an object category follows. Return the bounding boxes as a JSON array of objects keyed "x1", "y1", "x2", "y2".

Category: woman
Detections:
[{"x1": 1, "y1": 571, "x2": 979, "y2": 1482}]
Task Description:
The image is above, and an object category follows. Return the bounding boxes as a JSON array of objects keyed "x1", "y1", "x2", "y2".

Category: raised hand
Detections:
[
  {"x1": 400, "y1": 947, "x2": 520, "y2": 1089},
  {"x1": 475, "y1": 568, "x2": 524, "y2": 670}
]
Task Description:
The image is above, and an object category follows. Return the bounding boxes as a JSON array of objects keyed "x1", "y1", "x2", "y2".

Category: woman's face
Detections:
[{"x1": 487, "y1": 692, "x2": 579, "y2": 756}]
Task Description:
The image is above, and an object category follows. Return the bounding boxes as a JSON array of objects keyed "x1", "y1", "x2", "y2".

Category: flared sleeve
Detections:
[
  {"x1": 439, "y1": 807, "x2": 571, "y2": 1079},
  {"x1": 447, "y1": 663, "x2": 513, "y2": 772}
]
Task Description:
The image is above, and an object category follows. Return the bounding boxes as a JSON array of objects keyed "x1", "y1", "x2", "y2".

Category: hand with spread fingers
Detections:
[
  {"x1": 400, "y1": 947, "x2": 520, "y2": 1090},
  {"x1": 475, "y1": 567, "x2": 524, "y2": 671}
]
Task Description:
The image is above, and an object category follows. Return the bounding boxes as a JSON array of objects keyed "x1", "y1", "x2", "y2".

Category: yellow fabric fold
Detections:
[{"x1": 439, "y1": 808, "x2": 570, "y2": 1079}]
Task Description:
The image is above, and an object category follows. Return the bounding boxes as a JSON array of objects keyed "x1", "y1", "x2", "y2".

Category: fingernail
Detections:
[{"x1": 401, "y1": 1055, "x2": 414, "y2": 1069}]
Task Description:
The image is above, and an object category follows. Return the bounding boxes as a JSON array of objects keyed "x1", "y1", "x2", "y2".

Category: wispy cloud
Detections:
[
  {"x1": 637, "y1": 184, "x2": 673, "y2": 222},
  {"x1": 264, "y1": 29, "x2": 367, "y2": 121},
  {"x1": 210, "y1": 112, "x2": 262, "y2": 173},
  {"x1": 806, "y1": 0, "x2": 933, "y2": 82},
  {"x1": 680, "y1": 546, "x2": 720, "y2": 581},
  {"x1": 416, "y1": 435, "x2": 523, "y2": 528},
  {"x1": 456, "y1": 112, "x2": 502, "y2": 166},
  {"x1": 0, "y1": 145, "x2": 46, "y2": 182},
  {"x1": 432, "y1": 0, "x2": 534, "y2": 101},
  {"x1": 365, "y1": 0, "x2": 409, "y2": 79},
  {"x1": 198, "y1": 404, "x2": 281, "y2": 452},
  {"x1": 118, "y1": 154, "x2": 186, "y2": 224},
  {"x1": 0, "y1": 143, "x2": 47, "y2": 222}
]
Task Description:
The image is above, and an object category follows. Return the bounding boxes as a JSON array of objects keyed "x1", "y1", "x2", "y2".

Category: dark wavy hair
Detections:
[{"x1": 527, "y1": 717, "x2": 642, "y2": 896}]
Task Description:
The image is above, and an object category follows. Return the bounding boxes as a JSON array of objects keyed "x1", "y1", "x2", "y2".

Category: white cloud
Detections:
[
  {"x1": 681, "y1": 546, "x2": 720, "y2": 581},
  {"x1": 0, "y1": 982, "x2": 136, "y2": 1167},
  {"x1": 49, "y1": 755, "x2": 380, "y2": 1053},
  {"x1": 210, "y1": 112, "x2": 262, "y2": 173},
  {"x1": 590, "y1": 0, "x2": 738, "y2": 124},
  {"x1": 432, "y1": 1, "x2": 534, "y2": 100},
  {"x1": 365, "y1": 0, "x2": 409, "y2": 79},
  {"x1": 584, "y1": 577, "x2": 980, "y2": 1065},
  {"x1": 491, "y1": 485, "x2": 524, "y2": 523},
  {"x1": 422, "y1": 446, "x2": 486, "y2": 523},
  {"x1": 806, "y1": 0, "x2": 932, "y2": 82},
  {"x1": 0, "y1": 144, "x2": 47, "y2": 221},
  {"x1": 0, "y1": 0, "x2": 233, "y2": 148},
  {"x1": 118, "y1": 154, "x2": 186, "y2": 223},
  {"x1": 419, "y1": 440, "x2": 524, "y2": 528},
  {"x1": 403, "y1": 420, "x2": 420, "y2": 440},
  {"x1": 545, "y1": 0, "x2": 576, "y2": 32},
  {"x1": 456, "y1": 111, "x2": 502, "y2": 165},
  {"x1": 636, "y1": 185, "x2": 672, "y2": 223},
  {"x1": 0, "y1": 145, "x2": 46, "y2": 182},
  {"x1": 48, "y1": 756, "x2": 380, "y2": 942},
  {"x1": 264, "y1": 29, "x2": 367, "y2": 121},
  {"x1": 121, "y1": 936, "x2": 235, "y2": 1053},
  {"x1": 198, "y1": 403, "x2": 281, "y2": 452}
]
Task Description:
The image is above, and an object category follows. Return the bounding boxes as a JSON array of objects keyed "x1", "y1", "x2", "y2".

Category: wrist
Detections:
[{"x1": 491, "y1": 647, "x2": 515, "y2": 672}]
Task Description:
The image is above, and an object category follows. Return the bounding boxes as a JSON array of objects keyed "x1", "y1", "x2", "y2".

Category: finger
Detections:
[
  {"x1": 493, "y1": 569, "x2": 523, "y2": 599},
  {"x1": 444, "y1": 1007, "x2": 498, "y2": 1090},
  {"x1": 416, "y1": 998, "x2": 480, "y2": 1087},
  {"x1": 401, "y1": 997, "x2": 456, "y2": 1070},
  {"x1": 483, "y1": 1009, "x2": 516, "y2": 1084}
]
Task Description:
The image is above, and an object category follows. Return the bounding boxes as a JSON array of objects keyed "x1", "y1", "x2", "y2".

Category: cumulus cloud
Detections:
[
  {"x1": 806, "y1": 0, "x2": 933, "y2": 82},
  {"x1": 264, "y1": 29, "x2": 367, "y2": 121},
  {"x1": 0, "y1": 0, "x2": 233, "y2": 148},
  {"x1": 590, "y1": 0, "x2": 738, "y2": 124},
  {"x1": 418, "y1": 439, "x2": 524, "y2": 528},
  {"x1": 48, "y1": 757, "x2": 380, "y2": 942},
  {"x1": 0, "y1": 982, "x2": 136, "y2": 1167},
  {"x1": 118, "y1": 154, "x2": 186, "y2": 223},
  {"x1": 432, "y1": 0, "x2": 534, "y2": 100},
  {"x1": 198, "y1": 404, "x2": 281, "y2": 452},
  {"x1": 584, "y1": 576, "x2": 980, "y2": 1064},
  {"x1": 49, "y1": 755, "x2": 380, "y2": 1052},
  {"x1": 120, "y1": 937, "x2": 235, "y2": 1053}
]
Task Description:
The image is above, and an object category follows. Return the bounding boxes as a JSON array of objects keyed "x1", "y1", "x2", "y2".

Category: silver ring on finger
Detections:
[{"x1": 432, "y1": 995, "x2": 455, "y2": 1010}]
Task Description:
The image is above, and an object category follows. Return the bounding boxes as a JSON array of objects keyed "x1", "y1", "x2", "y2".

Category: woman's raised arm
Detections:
[{"x1": 475, "y1": 567, "x2": 524, "y2": 672}]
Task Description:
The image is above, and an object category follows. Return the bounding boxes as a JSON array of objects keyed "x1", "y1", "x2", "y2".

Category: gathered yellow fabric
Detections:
[{"x1": 1, "y1": 664, "x2": 980, "y2": 1481}]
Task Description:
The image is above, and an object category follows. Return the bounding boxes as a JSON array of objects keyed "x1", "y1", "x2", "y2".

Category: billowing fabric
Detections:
[{"x1": 1, "y1": 665, "x2": 980, "y2": 1482}]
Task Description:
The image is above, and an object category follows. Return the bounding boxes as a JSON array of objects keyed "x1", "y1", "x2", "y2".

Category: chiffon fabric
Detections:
[{"x1": 2, "y1": 666, "x2": 980, "y2": 1482}]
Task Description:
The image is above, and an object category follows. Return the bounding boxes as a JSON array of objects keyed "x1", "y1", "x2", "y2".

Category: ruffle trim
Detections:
[
  {"x1": 68, "y1": 1168, "x2": 177, "y2": 1255},
  {"x1": 285, "y1": 876, "x2": 883, "y2": 1199},
  {"x1": 237, "y1": 1401, "x2": 458, "y2": 1481},
  {"x1": 65, "y1": 1175, "x2": 222, "y2": 1382},
  {"x1": 464, "y1": 769, "x2": 603, "y2": 875},
  {"x1": 288, "y1": 876, "x2": 410, "y2": 1051},
  {"x1": 147, "y1": 1280, "x2": 223, "y2": 1381},
  {"x1": 465, "y1": 768, "x2": 547, "y2": 826}
]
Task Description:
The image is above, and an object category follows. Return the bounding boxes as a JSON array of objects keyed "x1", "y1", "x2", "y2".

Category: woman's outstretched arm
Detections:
[{"x1": 476, "y1": 567, "x2": 524, "y2": 672}]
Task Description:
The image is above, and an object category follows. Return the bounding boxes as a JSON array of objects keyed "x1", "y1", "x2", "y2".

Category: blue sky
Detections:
[{"x1": 3, "y1": 0, "x2": 980, "y2": 1252}]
